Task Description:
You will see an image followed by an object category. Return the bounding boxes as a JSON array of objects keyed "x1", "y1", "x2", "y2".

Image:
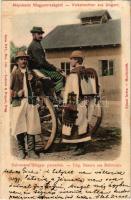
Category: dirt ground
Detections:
[{"x1": 11, "y1": 127, "x2": 121, "y2": 161}]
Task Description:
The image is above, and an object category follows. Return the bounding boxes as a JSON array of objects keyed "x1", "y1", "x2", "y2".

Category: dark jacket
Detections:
[
  {"x1": 27, "y1": 40, "x2": 56, "y2": 71},
  {"x1": 10, "y1": 68, "x2": 41, "y2": 106}
]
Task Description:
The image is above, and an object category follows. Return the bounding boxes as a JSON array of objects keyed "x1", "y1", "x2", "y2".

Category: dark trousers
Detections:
[
  {"x1": 17, "y1": 133, "x2": 26, "y2": 151},
  {"x1": 17, "y1": 133, "x2": 36, "y2": 152}
]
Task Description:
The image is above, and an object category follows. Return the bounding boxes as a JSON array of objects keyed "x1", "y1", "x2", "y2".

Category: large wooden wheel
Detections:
[{"x1": 38, "y1": 96, "x2": 57, "y2": 150}]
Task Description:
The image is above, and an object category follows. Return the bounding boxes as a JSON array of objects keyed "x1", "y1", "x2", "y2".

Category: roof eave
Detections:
[{"x1": 45, "y1": 43, "x2": 121, "y2": 50}]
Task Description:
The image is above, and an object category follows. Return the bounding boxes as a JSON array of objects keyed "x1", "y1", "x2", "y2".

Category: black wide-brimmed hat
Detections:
[{"x1": 30, "y1": 26, "x2": 44, "y2": 34}]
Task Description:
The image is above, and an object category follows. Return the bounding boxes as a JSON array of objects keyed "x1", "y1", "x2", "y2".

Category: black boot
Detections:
[
  {"x1": 27, "y1": 134, "x2": 39, "y2": 159},
  {"x1": 17, "y1": 133, "x2": 26, "y2": 159}
]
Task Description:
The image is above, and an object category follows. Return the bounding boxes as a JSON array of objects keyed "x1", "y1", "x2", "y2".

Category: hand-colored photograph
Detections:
[{"x1": 10, "y1": 6, "x2": 121, "y2": 160}]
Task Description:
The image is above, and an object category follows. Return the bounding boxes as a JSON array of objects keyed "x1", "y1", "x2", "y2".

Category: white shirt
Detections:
[{"x1": 20, "y1": 68, "x2": 28, "y2": 97}]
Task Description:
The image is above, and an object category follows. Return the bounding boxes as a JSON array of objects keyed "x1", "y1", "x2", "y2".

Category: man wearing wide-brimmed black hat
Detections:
[{"x1": 27, "y1": 26, "x2": 64, "y2": 94}]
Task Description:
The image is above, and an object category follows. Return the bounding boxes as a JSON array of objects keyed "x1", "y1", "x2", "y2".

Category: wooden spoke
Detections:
[
  {"x1": 40, "y1": 116, "x2": 52, "y2": 121},
  {"x1": 43, "y1": 114, "x2": 51, "y2": 118}
]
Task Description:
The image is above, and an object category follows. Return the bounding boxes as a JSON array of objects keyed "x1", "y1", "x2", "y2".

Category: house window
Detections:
[
  {"x1": 61, "y1": 62, "x2": 70, "y2": 75},
  {"x1": 100, "y1": 60, "x2": 114, "y2": 76}
]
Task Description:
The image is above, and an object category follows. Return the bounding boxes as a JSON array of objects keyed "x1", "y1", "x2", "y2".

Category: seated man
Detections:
[
  {"x1": 10, "y1": 51, "x2": 42, "y2": 159},
  {"x1": 27, "y1": 26, "x2": 64, "y2": 95},
  {"x1": 62, "y1": 50, "x2": 97, "y2": 154}
]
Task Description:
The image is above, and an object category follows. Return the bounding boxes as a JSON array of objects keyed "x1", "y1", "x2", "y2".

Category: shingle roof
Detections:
[
  {"x1": 42, "y1": 19, "x2": 121, "y2": 50},
  {"x1": 79, "y1": 10, "x2": 111, "y2": 19}
]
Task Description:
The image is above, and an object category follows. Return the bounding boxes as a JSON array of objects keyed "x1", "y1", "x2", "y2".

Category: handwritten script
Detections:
[{"x1": 3, "y1": 167, "x2": 131, "y2": 199}]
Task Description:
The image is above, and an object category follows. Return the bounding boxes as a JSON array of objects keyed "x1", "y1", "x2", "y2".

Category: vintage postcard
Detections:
[{"x1": 0, "y1": 1, "x2": 131, "y2": 199}]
